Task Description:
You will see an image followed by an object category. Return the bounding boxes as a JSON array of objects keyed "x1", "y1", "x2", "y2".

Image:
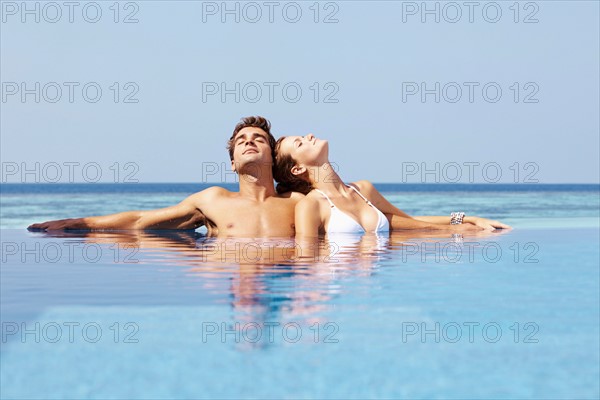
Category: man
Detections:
[{"x1": 28, "y1": 116, "x2": 305, "y2": 237}]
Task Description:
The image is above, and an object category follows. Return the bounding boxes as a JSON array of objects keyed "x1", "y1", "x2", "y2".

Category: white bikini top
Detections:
[{"x1": 314, "y1": 184, "x2": 390, "y2": 234}]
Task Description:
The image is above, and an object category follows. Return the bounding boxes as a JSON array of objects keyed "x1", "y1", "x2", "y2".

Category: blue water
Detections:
[
  {"x1": 2, "y1": 183, "x2": 599, "y2": 230},
  {"x1": 1, "y1": 184, "x2": 599, "y2": 398}
]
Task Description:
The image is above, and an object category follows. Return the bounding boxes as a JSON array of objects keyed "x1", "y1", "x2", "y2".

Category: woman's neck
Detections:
[{"x1": 308, "y1": 163, "x2": 348, "y2": 194}]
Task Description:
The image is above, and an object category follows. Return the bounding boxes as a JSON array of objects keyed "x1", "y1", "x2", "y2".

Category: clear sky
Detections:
[{"x1": 1, "y1": 1, "x2": 598, "y2": 183}]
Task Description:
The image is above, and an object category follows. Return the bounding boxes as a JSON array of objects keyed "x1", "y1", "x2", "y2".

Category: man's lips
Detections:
[{"x1": 243, "y1": 149, "x2": 258, "y2": 154}]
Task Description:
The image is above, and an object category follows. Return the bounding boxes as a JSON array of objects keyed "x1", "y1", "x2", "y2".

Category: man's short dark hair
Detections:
[{"x1": 227, "y1": 116, "x2": 276, "y2": 162}]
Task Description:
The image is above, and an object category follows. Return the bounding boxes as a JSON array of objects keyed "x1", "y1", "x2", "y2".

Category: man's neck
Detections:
[{"x1": 237, "y1": 170, "x2": 277, "y2": 201}]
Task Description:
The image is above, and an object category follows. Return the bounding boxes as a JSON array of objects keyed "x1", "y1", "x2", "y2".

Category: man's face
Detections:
[{"x1": 231, "y1": 127, "x2": 273, "y2": 173}]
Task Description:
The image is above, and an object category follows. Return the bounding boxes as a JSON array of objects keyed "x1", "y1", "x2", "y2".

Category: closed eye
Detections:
[{"x1": 235, "y1": 133, "x2": 267, "y2": 145}]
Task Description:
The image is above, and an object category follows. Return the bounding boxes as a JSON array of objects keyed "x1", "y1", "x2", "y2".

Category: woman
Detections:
[{"x1": 274, "y1": 133, "x2": 510, "y2": 237}]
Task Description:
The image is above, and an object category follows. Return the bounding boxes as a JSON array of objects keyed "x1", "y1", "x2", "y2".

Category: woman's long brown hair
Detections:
[{"x1": 273, "y1": 137, "x2": 313, "y2": 195}]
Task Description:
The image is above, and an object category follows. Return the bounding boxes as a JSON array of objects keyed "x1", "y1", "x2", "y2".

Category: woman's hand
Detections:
[
  {"x1": 450, "y1": 223, "x2": 485, "y2": 233},
  {"x1": 464, "y1": 216, "x2": 511, "y2": 231}
]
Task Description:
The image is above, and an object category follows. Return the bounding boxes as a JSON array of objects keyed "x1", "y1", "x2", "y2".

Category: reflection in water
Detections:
[{"x1": 34, "y1": 229, "x2": 509, "y2": 349}]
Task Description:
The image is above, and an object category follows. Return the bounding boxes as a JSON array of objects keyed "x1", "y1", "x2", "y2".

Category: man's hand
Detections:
[
  {"x1": 464, "y1": 216, "x2": 512, "y2": 231},
  {"x1": 28, "y1": 218, "x2": 86, "y2": 231}
]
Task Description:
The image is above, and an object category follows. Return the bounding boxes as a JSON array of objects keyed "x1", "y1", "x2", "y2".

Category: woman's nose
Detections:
[{"x1": 307, "y1": 133, "x2": 314, "y2": 141}]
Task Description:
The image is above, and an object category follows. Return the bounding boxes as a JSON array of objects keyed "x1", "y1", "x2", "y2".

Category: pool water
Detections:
[{"x1": 1, "y1": 226, "x2": 598, "y2": 399}]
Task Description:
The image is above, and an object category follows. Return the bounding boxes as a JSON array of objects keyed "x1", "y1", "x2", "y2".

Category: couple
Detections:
[{"x1": 28, "y1": 116, "x2": 509, "y2": 237}]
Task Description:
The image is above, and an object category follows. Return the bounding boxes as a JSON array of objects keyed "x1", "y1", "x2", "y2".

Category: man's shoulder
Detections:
[{"x1": 186, "y1": 186, "x2": 233, "y2": 202}]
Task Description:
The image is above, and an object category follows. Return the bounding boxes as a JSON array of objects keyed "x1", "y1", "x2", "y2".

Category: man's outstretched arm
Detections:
[{"x1": 28, "y1": 193, "x2": 206, "y2": 231}]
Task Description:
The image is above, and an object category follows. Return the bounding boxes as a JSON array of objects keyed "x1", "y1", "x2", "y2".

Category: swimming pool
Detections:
[{"x1": 1, "y1": 184, "x2": 599, "y2": 398}]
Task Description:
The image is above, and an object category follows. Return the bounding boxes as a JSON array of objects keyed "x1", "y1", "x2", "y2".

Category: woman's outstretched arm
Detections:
[
  {"x1": 411, "y1": 215, "x2": 510, "y2": 230},
  {"x1": 352, "y1": 180, "x2": 510, "y2": 231}
]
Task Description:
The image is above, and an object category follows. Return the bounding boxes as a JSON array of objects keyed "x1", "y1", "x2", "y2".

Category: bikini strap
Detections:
[
  {"x1": 347, "y1": 184, "x2": 373, "y2": 206},
  {"x1": 314, "y1": 188, "x2": 336, "y2": 208}
]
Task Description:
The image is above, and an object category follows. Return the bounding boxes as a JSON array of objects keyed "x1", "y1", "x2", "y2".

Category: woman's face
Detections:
[{"x1": 279, "y1": 134, "x2": 328, "y2": 167}]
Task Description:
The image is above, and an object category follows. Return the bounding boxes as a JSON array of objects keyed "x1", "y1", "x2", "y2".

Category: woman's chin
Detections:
[
  {"x1": 317, "y1": 139, "x2": 329, "y2": 150},
  {"x1": 315, "y1": 142, "x2": 329, "y2": 162}
]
